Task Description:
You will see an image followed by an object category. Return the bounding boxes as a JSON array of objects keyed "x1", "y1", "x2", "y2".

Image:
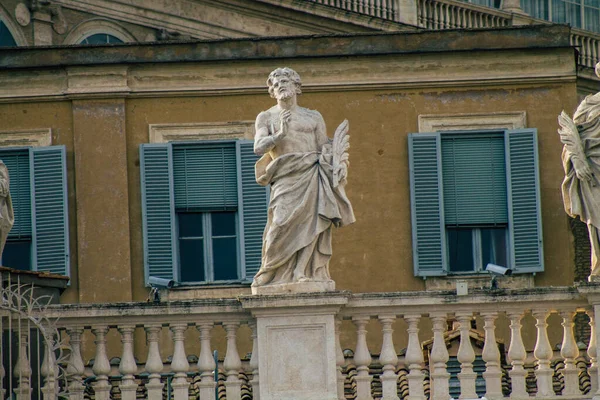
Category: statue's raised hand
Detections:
[{"x1": 277, "y1": 109, "x2": 292, "y2": 140}]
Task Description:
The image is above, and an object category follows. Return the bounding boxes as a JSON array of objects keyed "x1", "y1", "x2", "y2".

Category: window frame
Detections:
[
  {"x1": 140, "y1": 139, "x2": 268, "y2": 287},
  {"x1": 408, "y1": 128, "x2": 543, "y2": 277}
]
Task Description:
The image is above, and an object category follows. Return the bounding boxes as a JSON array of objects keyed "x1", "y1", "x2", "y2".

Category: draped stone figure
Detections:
[
  {"x1": 252, "y1": 67, "x2": 355, "y2": 293},
  {"x1": 0, "y1": 161, "x2": 14, "y2": 259},
  {"x1": 558, "y1": 62, "x2": 600, "y2": 280}
]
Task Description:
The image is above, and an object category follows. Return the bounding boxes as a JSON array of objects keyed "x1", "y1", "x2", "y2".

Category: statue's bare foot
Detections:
[{"x1": 252, "y1": 271, "x2": 274, "y2": 287}]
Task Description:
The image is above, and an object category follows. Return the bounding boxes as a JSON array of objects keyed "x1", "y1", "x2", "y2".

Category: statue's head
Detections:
[
  {"x1": 596, "y1": 62, "x2": 600, "y2": 79},
  {"x1": 267, "y1": 67, "x2": 302, "y2": 99}
]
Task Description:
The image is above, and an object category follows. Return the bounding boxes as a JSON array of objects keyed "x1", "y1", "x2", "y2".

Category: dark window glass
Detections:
[
  {"x1": 481, "y1": 227, "x2": 508, "y2": 268},
  {"x1": 213, "y1": 237, "x2": 238, "y2": 280},
  {"x1": 80, "y1": 34, "x2": 123, "y2": 44},
  {"x1": 447, "y1": 228, "x2": 474, "y2": 272},
  {"x1": 0, "y1": 20, "x2": 17, "y2": 47},
  {"x1": 179, "y1": 238, "x2": 204, "y2": 282},
  {"x1": 178, "y1": 213, "x2": 204, "y2": 282},
  {"x1": 212, "y1": 212, "x2": 236, "y2": 236},
  {"x1": 3, "y1": 238, "x2": 32, "y2": 271},
  {"x1": 179, "y1": 212, "x2": 203, "y2": 237}
]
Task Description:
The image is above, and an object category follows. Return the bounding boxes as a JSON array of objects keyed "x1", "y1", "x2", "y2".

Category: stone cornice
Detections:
[
  {"x1": 0, "y1": 25, "x2": 572, "y2": 70},
  {"x1": 0, "y1": 27, "x2": 576, "y2": 102}
]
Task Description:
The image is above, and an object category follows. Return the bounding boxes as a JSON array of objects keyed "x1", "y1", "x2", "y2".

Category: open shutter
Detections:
[
  {"x1": 408, "y1": 133, "x2": 447, "y2": 276},
  {"x1": 140, "y1": 143, "x2": 178, "y2": 284},
  {"x1": 0, "y1": 148, "x2": 31, "y2": 240},
  {"x1": 237, "y1": 140, "x2": 269, "y2": 281},
  {"x1": 505, "y1": 129, "x2": 544, "y2": 273},
  {"x1": 31, "y1": 146, "x2": 70, "y2": 276}
]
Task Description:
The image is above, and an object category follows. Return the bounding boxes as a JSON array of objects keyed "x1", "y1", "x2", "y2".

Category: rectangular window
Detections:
[
  {"x1": 0, "y1": 146, "x2": 70, "y2": 276},
  {"x1": 140, "y1": 140, "x2": 268, "y2": 286},
  {"x1": 408, "y1": 129, "x2": 543, "y2": 277}
]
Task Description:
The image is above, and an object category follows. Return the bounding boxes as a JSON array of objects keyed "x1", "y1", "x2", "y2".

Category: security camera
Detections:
[
  {"x1": 148, "y1": 277, "x2": 174, "y2": 302},
  {"x1": 148, "y1": 276, "x2": 175, "y2": 288},
  {"x1": 485, "y1": 263, "x2": 513, "y2": 276}
]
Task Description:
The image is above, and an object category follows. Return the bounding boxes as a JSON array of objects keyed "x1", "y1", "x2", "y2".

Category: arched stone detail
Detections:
[
  {"x1": 62, "y1": 18, "x2": 137, "y2": 45},
  {"x1": 0, "y1": 4, "x2": 29, "y2": 46}
]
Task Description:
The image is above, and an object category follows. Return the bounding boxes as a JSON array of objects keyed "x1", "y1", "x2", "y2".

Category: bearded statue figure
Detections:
[{"x1": 251, "y1": 67, "x2": 355, "y2": 293}]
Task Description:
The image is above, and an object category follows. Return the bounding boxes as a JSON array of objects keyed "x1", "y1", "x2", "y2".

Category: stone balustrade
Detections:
[{"x1": 2, "y1": 286, "x2": 600, "y2": 399}]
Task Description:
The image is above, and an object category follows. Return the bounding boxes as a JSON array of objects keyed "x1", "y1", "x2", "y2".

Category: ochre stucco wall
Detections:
[{"x1": 121, "y1": 81, "x2": 577, "y2": 302}]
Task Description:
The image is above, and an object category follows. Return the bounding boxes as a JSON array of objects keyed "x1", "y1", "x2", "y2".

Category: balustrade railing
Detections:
[
  {"x1": 572, "y1": 28, "x2": 600, "y2": 69},
  {"x1": 416, "y1": 0, "x2": 510, "y2": 29},
  {"x1": 306, "y1": 0, "x2": 397, "y2": 21},
  {"x1": 2, "y1": 284, "x2": 600, "y2": 399}
]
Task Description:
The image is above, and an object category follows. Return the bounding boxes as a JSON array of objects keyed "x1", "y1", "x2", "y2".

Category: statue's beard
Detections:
[{"x1": 277, "y1": 88, "x2": 294, "y2": 100}]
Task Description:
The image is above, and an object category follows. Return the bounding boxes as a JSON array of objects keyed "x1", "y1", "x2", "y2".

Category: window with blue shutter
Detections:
[
  {"x1": 0, "y1": 146, "x2": 70, "y2": 276},
  {"x1": 408, "y1": 129, "x2": 543, "y2": 276},
  {"x1": 140, "y1": 140, "x2": 269, "y2": 286}
]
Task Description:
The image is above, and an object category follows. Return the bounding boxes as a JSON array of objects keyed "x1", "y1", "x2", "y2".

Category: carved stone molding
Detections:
[
  {"x1": 66, "y1": 66, "x2": 130, "y2": 95},
  {"x1": 149, "y1": 121, "x2": 255, "y2": 143},
  {"x1": 0, "y1": 129, "x2": 52, "y2": 147},
  {"x1": 418, "y1": 111, "x2": 527, "y2": 133}
]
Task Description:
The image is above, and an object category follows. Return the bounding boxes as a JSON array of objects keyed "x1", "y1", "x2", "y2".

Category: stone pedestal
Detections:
[{"x1": 241, "y1": 293, "x2": 348, "y2": 400}]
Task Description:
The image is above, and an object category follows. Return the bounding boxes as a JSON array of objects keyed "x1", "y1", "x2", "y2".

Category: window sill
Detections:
[
  {"x1": 161, "y1": 282, "x2": 252, "y2": 301},
  {"x1": 424, "y1": 273, "x2": 534, "y2": 291}
]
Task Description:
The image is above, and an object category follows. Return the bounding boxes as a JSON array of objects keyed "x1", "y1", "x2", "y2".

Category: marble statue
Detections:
[
  {"x1": 252, "y1": 67, "x2": 355, "y2": 292},
  {"x1": 0, "y1": 161, "x2": 14, "y2": 259},
  {"x1": 558, "y1": 62, "x2": 600, "y2": 281}
]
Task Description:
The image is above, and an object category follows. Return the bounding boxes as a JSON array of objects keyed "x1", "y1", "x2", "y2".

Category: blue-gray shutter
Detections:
[
  {"x1": 140, "y1": 143, "x2": 178, "y2": 283},
  {"x1": 31, "y1": 146, "x2": 70, "y2": 276},
  {"x1": 236, "y1": 140, "x2": 269, "y2": 281},
  {"x1": 505, "y1": 129, "x2": 544, "y2": 273},
  {"x1": 441, "y1": 133, "x2": 508, "y2": 226},
  {"x1": 0, "y1": 148, "x2": 31, "y2": 239},
  {"x1": 172, "y1": 143, "x2": 238, "y2": 211},
  {"x1": 408, "y1": 133, "x2": 447, "y2": 276}
]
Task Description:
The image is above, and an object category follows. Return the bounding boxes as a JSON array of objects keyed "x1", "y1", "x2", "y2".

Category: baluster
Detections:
[
  {"x1": 41, "y1": 333, "x2": 57, "y2": 400},
  {"x1": 118, "y1": 325, "x2": 138, "y2": 400},
  {"x1": 196, "y1": 322, "x2": 216, "y2": 400},
  {"x1": 560, "y1": 311, "x2": 581, "y2": 396},
  {"x1": 482, "y1": 312, "x2": 502, "y2": 400},
  {"x1": 588, "y1": 310, "x2": 598, "y2": 395},
  {"x1": 13, "y1": 325, "x2": 32, "y2": 400},
  {"x1": 430, "y1": 313, "x2": 449, "y2": 400},
  {"x1": 404, "y1": 314, "x2": 426, "y2": 400},
  {"x1": 249, "y1": 321, "x2": 260, "y2": 400},
  {"x1": 506, "y1": 311, "x2": 528, "y2": 399},
  {"x1": 145, "y1": 324, "x2": 164, "y2": 400},
  {"x1": 456, "y1": 312, "x2": 477, "y2": 400},
  {"x1": 532, "y1": 310, "x2": 554, "y2": 397},
  {"x1": 223, "y1": 322, "x2": 242, "y2": 400},
  {"x1": 91, "y1": 325, "x2": 112, "y2": 400},
  {"x1": 170, "y1": 323, "x2": 190, "y2": 400},
  {"x1": 335, "y1": 318, "x2": 346, "y2": 400},
  {"x1": 66, "y1": 327, "x2": 85, "y2": 400},
  {"x1": 353, "y1": 316, "x2": 373, "y2": 400},
  {"x1": 379, "y1": 315, "x2": 399, "y2": 400}
]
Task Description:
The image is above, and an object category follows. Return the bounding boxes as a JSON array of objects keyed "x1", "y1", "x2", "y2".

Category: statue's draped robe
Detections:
[
  {"x1": 562, "y1": 93, "x2": 600, "y2": 229},
  {"x1": 0, "y1": 162, "x2": 14, "y2": 258},
  {"x1": 253, "y1": 145, "x2": 355, "y2": 285}
]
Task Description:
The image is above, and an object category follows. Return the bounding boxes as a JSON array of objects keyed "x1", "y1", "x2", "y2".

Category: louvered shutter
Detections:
[
  {"x1": 31, "y1": 146, "x2": 70, "y2": 276},
  {"x1": 140, "y1": 143, "x2": 178, "y2": 283},
  {"x1": 408, "y1": 133, "x2": 447, "y2": 276},
  {"x1": 505, "y1": 129, "x2": 544, "y2": 273},
  {"x1": 172, "y1": 143, "x2": 238, "y2": 211},
  {"x1": 441, "y1": 133, "x2": 508, "y2": 226},
  {"x1": 0, "y1": 148, "x2": 31, "y2": 239},
  {"x1": 237, "y1": 141, "x2": 269, "y2": 281}
]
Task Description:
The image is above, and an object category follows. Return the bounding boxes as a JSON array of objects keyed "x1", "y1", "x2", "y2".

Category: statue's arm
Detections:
[{"x1": 314, "y1": 111, "x2": 331, "y2": 146}]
